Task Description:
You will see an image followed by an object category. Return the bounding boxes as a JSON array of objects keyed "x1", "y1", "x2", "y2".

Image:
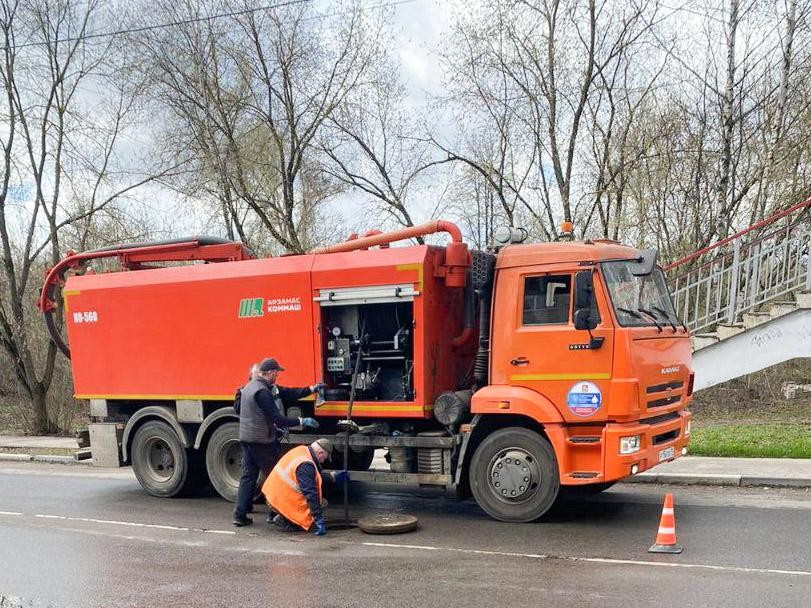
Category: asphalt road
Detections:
[{"x1": 0, "y1": 462, "x2": 809, "y2": 608}]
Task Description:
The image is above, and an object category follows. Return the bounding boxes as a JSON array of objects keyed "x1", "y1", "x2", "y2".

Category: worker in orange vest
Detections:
[{"x1": 263, "y1": 438, "x2": 349, "y2": 536}]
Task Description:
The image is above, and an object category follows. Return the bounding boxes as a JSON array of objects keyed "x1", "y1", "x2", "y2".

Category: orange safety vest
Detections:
[{"x1": 262, "y1": 445, "x2": 323, "y2": 531}]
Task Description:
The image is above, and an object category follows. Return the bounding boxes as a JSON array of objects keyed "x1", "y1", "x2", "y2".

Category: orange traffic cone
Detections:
[{"x1": 648, "y1": 493, "x2": 683, "y2": 554}]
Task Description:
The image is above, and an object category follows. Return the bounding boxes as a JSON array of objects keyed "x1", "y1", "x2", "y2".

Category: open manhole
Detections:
[
  {"x1": 357, "y1": 513, "x2": 419, "y2": 535},
  {"x1": 325, "y1": 517, "x2": 358, "y2": 531}
]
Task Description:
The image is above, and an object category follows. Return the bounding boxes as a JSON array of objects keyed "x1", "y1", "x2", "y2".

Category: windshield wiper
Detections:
[
  {"x1": 651, "y1": 305, "x2": 677, "y2": 332},
  {"x1": 617, "y1": 306, "x2": 642, "y2": 318},
  {"x1": 637, "y1": 307, "x2": 663, "y2": 332}
]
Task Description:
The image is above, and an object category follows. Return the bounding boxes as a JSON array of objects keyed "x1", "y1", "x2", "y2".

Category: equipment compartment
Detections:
[{"x1": 321, "y1": 302, "x2": 415, "y2": 402}]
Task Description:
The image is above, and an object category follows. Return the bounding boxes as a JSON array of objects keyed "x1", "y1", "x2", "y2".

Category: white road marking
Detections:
[
  {"x1": 359, "y1": 541, "x2": 811, "y2": 577},
  {"x1": 0, "y1": 466, "x2": 135, "y2": 480},
  {"x1": 23, "y1": 519, "x2": 306, "y2": 556},
  {"x1": 5, "y1": 509, "x2": 811, "y2": 577},
  {"x1": 31, "y1": 512, "x2": 236, "y2": 535}
]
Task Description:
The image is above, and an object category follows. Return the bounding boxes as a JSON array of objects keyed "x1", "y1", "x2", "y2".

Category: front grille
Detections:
[
  {"x1": 642, "y1": 411, "x2": 680, "y2": 425},
  {"x1": 647, "y1": 381, "x2": 684, "y2": 394},
  {"x1": 653, "y1": 429, "x2": 679, "y2": 445},
  {"x1": 647, "y1": 395, "x2": 680, "y2": 409}
]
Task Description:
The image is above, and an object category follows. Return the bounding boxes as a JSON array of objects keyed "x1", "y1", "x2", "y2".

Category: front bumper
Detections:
[
  {"x1": 602, "y1": 410, "x2": 692, "y2": 482},
  {"x1": 553, "y1": 409, "x2": 692, "y2": 485}
]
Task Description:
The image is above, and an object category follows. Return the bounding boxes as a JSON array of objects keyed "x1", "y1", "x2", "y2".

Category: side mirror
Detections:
[
  {"x1": 573, "y1": 308, "x2": 596, "y2": 331},
  {"x1": 573, "y1": 271, "x2": 599, "y2": 331}
]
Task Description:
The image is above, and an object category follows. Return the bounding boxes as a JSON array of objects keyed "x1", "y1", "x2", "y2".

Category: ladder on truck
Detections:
[{"x1": 665, "y1": 200, "x2": 811, "y2": 391}]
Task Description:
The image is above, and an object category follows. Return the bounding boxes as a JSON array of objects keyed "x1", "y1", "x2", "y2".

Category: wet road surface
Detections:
[{"x1": 0, "y1": 461, "x2": 809, "y2": 607}]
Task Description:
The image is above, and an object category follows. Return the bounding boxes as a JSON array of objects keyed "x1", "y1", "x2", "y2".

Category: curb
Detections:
[
  {"x1": 0, "y1": 453, "x2": 93, "y2": 466},
  {"x1": 623, "y1": 472, "x2": 811, "y2": 488}
]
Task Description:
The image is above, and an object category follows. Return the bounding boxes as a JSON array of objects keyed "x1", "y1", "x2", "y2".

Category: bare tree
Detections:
[
  {"x1": 320, "y1": 62, "x2": 445, "y2": 238},
  {"x1": 437, "y1": 0, "x2": 658, "y2": 240},
  {"x1": 0, "y1": 0, "x2": 174, "y2": 433},
  {"x1": 435, "y1": 2, "x2": 546, "y2": 237},
  {"x1": 137, "y1": 0, "x2": 384, "y2": 253},
  {"x1": 229, "y1": 0, "x2": 384, "y2": 252}
]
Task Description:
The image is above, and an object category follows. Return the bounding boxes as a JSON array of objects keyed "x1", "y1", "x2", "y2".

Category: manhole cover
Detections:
[{"x1": 357, "y1": 513, "x2": 419, "y2": 535}]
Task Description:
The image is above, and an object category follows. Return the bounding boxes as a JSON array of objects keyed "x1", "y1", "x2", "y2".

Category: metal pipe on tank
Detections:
[{"x1": 310, "y1": 220, "x2": 464, "y2": 254}]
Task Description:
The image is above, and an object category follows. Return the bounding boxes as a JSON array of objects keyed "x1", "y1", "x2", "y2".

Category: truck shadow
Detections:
[{"x1": 324, "y1": 482, "x2": 644, "y2": 525}]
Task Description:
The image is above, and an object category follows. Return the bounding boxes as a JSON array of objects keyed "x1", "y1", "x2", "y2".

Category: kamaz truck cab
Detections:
[{"x1": 468, "y1": 239, "x2": 691, "y2": 520}]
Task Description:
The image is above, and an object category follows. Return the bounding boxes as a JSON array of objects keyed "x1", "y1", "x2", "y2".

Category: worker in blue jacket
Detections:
[{"x1": 233, "y1": 357, "x2": 323, "y2": 527}]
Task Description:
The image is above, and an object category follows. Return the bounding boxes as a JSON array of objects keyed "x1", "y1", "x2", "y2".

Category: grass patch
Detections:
[{"x1": 689, "y1": 423, "x2": 811, "y2": 458}]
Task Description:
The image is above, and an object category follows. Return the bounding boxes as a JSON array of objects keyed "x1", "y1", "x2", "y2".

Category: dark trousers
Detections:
[{"x1": 234, "y1": 441, "x2": 279, "y2": 519}]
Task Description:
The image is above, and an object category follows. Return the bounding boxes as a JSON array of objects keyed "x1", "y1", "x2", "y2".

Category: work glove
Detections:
[
  {"x1": 314, "y1": 517, "x2": 327, "y2": 536},
  {"x1": 299, "y1": 417, "x2": 319, "y2": 430},
  {"x1": 310, "y1": 382, "x2": 326, "y2": 393},
  {"x1": 331, "y1": 470, "x2": 350, "y2": 484}
]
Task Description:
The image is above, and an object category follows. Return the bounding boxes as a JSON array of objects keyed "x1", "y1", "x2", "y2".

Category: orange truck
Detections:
[{"x1": 39, "y1": 221, "x2": 692, "y2": 522}]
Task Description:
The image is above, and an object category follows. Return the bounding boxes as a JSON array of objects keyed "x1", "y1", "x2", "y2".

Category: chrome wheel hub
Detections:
[
  {"x1": 145, "y1": 438, "x2": 175, "y2": 483},
  {"x1": 488, "y1": 448, "x2": 541, "y2": 503}
]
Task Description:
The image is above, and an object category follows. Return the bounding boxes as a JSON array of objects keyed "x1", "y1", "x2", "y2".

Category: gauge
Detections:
[{"x1": 331, "y1": 326, "x2": 342, "y2": 337}]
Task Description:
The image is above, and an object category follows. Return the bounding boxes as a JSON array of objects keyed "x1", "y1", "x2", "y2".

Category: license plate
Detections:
[{"x1": 659, "y1": 447, "x2": 675, "y2": 462}]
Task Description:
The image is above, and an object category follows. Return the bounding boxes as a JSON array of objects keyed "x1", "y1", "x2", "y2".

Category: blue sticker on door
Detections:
[{"x1": 567, "y1": 381, "x2": 602, "y2": 417}]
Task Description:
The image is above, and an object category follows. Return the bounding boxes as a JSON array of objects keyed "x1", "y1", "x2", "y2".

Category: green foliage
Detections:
[{"x1": 689, "y1": 423, "x2": 811, "y2": 458}]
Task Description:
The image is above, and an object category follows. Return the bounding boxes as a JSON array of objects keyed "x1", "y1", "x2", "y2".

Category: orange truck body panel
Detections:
[
  {"x1": 59, "y1": 233, "x2": 691, "y2": 487},
  {"x1": 64, "y1": 245, "x2": 470, "y2": 419}
]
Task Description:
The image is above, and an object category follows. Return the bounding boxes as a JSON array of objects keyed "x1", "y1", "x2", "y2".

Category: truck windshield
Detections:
[{"x1": 601, "y1": 261, "x2": 678, "y2": 328}]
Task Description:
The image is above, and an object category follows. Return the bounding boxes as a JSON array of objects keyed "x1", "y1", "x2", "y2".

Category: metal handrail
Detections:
[
  {"x1": 669, "y1": 217, "x2": 809, "y2": 283},
  {"x1": 665, "y1": 198, "x2": 811, "y2": 271},
  {"x1": 666, "y1": 200, "x2": 811, "y2": 334}
]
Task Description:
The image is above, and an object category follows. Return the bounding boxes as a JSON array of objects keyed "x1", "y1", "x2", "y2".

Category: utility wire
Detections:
[
  {"x1": 1, "y1": 0, "x2": 313, "y2": 51},
  {"x1": 1, "y1": 0, "x2": 419, "y2": 52}
]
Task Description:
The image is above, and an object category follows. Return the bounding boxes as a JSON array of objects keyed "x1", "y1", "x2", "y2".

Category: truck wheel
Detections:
[
  {"x1": 131, "y1": 420, "x2": 197, "y2": 498},
  {"x1": 329, "y1": 448, "x2": 375, "y2": 471},
  {"x1": 205, "y1": 422, "x2": 266, "y2": 503},
  {"x1": 469, "y1": 427, "x2": 559, "y2": 523},
  {"x1": 205, "y1": 422, "x2": 243, "y2": 502}
]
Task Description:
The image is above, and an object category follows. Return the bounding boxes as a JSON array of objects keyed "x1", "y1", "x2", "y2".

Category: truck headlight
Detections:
[
  {"x1": 620, "y1": 435, "x2": 641, "y2": 454},
  {"x1": 685, "y1": 420, "x2": 692, "y2": 436}
]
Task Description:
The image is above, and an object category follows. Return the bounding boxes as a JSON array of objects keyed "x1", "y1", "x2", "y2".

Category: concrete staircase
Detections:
[
  {"x1": 665, "y1": 200, "x2": 811, "y2": 391},
  {"x1": 690, "y1": 292, "x2": 811, "y2": 391}
]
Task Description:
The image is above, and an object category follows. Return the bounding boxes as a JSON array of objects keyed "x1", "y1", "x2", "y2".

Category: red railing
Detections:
[
  {"x1": 666, "y1": 197, "x2": 811, "y2": 333},
  {"x1": 664, "y1": 198, "x2": 811, "y2": 272}
]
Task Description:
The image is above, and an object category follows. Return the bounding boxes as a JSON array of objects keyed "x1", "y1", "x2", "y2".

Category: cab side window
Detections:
[{"x1": 522, "y1": 275, "x2": 571, "y2": 325}]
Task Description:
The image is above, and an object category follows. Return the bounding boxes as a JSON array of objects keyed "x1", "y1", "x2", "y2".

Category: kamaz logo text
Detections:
[{"x1": 661, "y1": 366, "x2": 680, "y2": 375}]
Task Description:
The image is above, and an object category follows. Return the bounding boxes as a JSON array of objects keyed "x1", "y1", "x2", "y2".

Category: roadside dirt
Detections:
[{"x1": 690, "y1": 359, "x2": 811, "y2": 424}]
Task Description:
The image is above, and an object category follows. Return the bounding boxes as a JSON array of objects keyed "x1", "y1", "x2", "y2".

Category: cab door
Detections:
[{"x1": 490, "y1": 265, "x2": 614, "y2": 423}]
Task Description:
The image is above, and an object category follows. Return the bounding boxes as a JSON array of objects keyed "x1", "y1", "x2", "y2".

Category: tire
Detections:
[
  {"x1": 131, "y1": 420, "x2": 200, "y2": 498},
  {"x1": 205, "y1": 422, "x2": 243, "y2": 502},
  {"x1": 469, "y1": 427, "x2": 559, "y2": 523},
  {"x1": 205, "y1": 422, "x2": 267, "y2": 503},
  {"x1": 329, "y1": 447, "x2": 375, "y2": 471}
]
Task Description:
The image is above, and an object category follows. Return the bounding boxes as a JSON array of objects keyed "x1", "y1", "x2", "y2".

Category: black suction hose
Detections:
[
  {"x1": 342, "y1": 316, "x2": 367, "y2": 522},
  {"x1": 473, "y1": 291, "x2": 492, "y2": 387}
]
